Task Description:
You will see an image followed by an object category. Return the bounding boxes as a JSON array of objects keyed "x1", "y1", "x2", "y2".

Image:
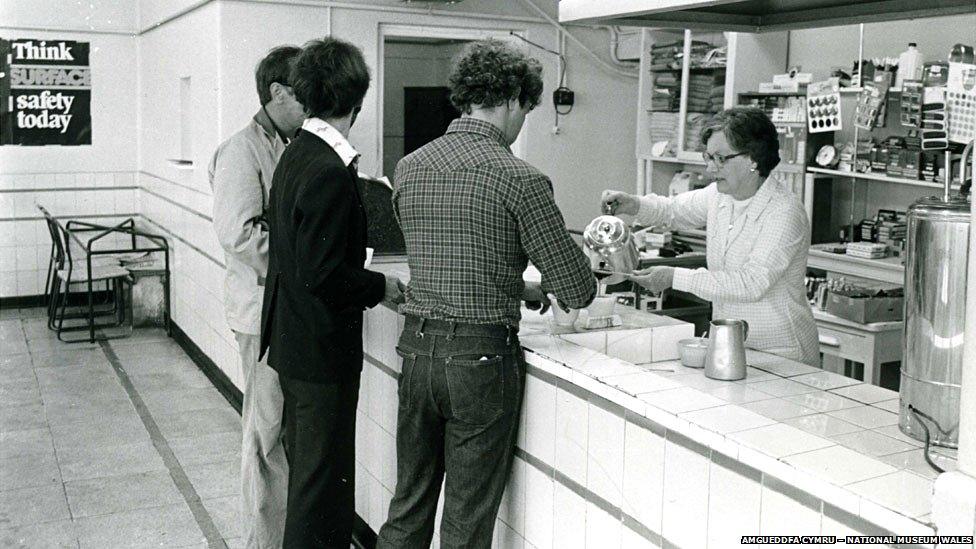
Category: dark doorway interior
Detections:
[{"x1": 403, "y1": 86, "x2": 461, "y2": 156}]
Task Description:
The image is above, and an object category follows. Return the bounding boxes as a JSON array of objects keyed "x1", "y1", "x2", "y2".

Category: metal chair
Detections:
[
  {"x1": 38, "y1": 205, "x2": 123, "y2": 331},
  {"x1": 46, "y1": 215, "x2": 132, "y2": 342},
  {"x1": 63, "y1": 218, "x2": 171, "y2": 342}
]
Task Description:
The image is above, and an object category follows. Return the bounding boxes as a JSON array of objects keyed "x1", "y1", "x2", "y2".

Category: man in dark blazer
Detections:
[{"x1": 260, "y1": 37, "x2": 404, "y2": 548}]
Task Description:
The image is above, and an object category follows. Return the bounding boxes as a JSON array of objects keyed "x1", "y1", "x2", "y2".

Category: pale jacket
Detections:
[
  {"x1": 636, "y1": 179, "x2": 819, "y2": 366},
  {"x1": 208, "y1": 110, "x2": 286, "y2": 335}
]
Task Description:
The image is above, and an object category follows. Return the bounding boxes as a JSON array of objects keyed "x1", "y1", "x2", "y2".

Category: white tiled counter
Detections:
[{"x1": 356, "y1": 260, "x2": 955, "y2": 548}]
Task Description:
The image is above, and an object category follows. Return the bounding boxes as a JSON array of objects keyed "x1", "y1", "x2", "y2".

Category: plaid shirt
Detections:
[{"x1": 393, "y1": 117, "x2": 595, "y2": 326}]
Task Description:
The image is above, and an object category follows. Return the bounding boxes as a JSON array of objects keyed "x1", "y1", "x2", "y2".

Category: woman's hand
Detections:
[
  {"x1": 625, "y1": 266, "x2": 675, "y2": 293},
  {"x1": 601, "y1": 190, "x2": 640, "y2": 216}
]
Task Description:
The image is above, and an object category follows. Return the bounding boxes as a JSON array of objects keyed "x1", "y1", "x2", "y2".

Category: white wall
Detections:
[
  {"x1": 788, "y1": 14, "x2": 976, "y2": 82},
  {"x1": 137, "y1": 2, "x2": 237, "y2": 382},
  {"x1": 0, "y1": 0, "x2": 137, "y2": 32},
  {"x1": 218, "y1": 1, "x2": 334, "y2": 140},
  {"x1": 137, "y1": 0, "x2": 204, "y2": 31},
  {"x1": 526, "y1": 25, "x2": 639, "y2": 232}
]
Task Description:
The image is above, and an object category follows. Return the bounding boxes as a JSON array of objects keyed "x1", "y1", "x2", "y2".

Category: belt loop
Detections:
[
  {"x1": 446, "y1": 322, "x2": 457, "y2": 341},
  {"x1": 506, "y1": 326, "x2": 512, "y2": 346},
  {"x1": 415, "y1": 317, "x2": 426, "y2": 339}
]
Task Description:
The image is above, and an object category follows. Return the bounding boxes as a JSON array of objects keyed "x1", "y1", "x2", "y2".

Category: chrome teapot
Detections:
[{"x1": 582, "y1": 214, "x2": 639, "y2": 285}]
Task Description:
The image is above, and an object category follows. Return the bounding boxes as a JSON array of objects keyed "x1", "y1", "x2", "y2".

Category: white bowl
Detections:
[
  {"x1": 550, "y1": 296, "x2": 580, "y2": 327},
  {"x1": 678, "y1": 338, "x2": 708, "y2": 368}
]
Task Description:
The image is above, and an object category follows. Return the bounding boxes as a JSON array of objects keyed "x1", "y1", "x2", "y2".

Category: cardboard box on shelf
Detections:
[{"x1": 826, "y1": 290, "x2": 904, "y2": 323}]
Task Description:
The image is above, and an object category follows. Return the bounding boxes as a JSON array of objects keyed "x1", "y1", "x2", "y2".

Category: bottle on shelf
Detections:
[{"x1": 895, "y1": 43, "x2": 924, "y2": 88}]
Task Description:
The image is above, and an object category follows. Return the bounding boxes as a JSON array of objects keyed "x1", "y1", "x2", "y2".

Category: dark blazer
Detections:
[{"x1": 260, "y1": 129, "x2": 386, "y2": 383}]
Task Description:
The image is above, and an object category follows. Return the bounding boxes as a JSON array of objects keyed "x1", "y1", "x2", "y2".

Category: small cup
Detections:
[
  {"x1": 677, "y1": 338, "x2": 709, "y2": 368},
  {"x1": 587, "y1": 296, "x2": 617, "y2": 318},
  {"x1": 550, "y1": 296, "x2": 579, "y2": 327}
]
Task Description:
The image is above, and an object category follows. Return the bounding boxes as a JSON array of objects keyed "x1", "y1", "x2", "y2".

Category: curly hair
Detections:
[
  {"x1": 255, "y1": 45, "x2": 300, "y2": 106},
  {"x1": 448, "y1": 40, "x2": 543, "y2": 114},
  {"x1": 701, "y1": 107, "x2": 781, "y2": 178},
  {"x1": 290, "y1": 37, "x2": 370, "y2": 119}
]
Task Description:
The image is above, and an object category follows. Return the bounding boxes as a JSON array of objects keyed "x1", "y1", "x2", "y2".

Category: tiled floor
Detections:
[{"x1": 0, "y1": 307, "x2": 244, "y2": 549}]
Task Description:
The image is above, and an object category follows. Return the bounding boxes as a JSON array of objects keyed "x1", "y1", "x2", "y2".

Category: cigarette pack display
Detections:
[
  {"x1": 921, "y1": 152, "x2": 939, "y2": 181},
  {"x1": 859, "y1": 218, "x2": 876, "y2": 241},
  {"x1": 901, "y1": 80, "x2": 924, "y2": 127},
  {"x1": 900, "y1": 149, "x2": 922, "y2": 179},
  {"x1": 870, "y1": 144, "x2": 887, "y2": 171},
  {"x1": 886, "y1": 147, "x2": 903, "y2": 177}
]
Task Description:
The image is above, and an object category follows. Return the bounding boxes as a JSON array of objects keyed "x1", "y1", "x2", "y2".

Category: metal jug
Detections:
[
  {"x1": 704, "y1": 319, "x2": 749, "y2": 381},
  {"x1": 582, "y1": 215, "x2": 639, "y2": 285}
]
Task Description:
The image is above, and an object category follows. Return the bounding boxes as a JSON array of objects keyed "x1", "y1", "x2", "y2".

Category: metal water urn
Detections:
[{"x1": 899, "y1": 145, "x2": 973, "y2": 448}]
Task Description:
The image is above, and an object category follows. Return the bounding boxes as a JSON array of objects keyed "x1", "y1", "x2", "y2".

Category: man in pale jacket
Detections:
[{"x1": 208, "y1": 45, "x2": 305, "y2": 548}]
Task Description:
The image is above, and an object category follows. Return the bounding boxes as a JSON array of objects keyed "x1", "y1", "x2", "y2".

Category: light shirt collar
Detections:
[{"x1": 302, "y1": 117, "x2": 359, "y2": 168}]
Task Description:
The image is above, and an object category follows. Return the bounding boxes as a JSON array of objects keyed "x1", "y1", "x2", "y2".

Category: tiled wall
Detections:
[
  {"x1": 137, "y1": 171, "x2": 242, "y2": 388},
  {"x1": 0, "y1": 172, "x2": 140, "y2": 298},
  {"x1": 356, "y1": 305, "x2": 903, "y2": 549}
]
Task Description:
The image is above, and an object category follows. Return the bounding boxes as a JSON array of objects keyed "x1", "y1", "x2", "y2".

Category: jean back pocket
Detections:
[{"x1": 444, "y1": 355, "x2": 505, "y2": 425}]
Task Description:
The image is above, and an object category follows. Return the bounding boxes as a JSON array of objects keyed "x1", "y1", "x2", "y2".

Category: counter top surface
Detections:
[
  {"x1": 518, "y1": 329, "x2": 953, "y2": 534},
  {"x1": 368, "y1": 260, "x2": 950, "y2": 534}
]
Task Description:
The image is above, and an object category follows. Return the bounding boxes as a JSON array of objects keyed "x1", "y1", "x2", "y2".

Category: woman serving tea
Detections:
[{"x1": 602, "y1": 107, "x2": 818, "y2": 366}]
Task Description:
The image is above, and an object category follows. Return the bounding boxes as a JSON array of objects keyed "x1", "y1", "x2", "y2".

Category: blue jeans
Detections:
[{"x1": 376, "y1": 316, "x2": 526, "y2": 549}]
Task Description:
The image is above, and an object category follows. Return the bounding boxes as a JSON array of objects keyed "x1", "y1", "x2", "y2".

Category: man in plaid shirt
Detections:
[{"x1": 377, "y1": 41, "x2": 595, "y2": 549}]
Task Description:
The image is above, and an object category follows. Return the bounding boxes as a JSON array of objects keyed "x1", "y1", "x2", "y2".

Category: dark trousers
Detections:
[
  {"x1": 376, "y1": 316, "x2": 526, "y2": 549},
  {"x1": 279, "y1": 373, "x2": 360, "y2": 549}
]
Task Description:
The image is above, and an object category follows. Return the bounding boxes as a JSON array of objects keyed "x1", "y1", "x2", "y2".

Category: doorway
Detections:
[
  {"x1": 381, "y1": 36, "x2": 468, "y2": 178},
  {"x1": 378, "y1": 24, "x2": 526, "y2": 179}
]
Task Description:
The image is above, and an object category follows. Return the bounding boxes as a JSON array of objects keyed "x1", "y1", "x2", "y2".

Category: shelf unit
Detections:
[
  {"x1": 807, "y1": 166, "x2": 960, "y2": 190},
  {"x1": 807, "y1": 248, "x2": 904, "y2": 285},
  {"x1": 635, "y1": 29, "x2": 789, "y2": 196},
  {"x1": 621, "y1": 7, "x2": 972, "y2": 286}
]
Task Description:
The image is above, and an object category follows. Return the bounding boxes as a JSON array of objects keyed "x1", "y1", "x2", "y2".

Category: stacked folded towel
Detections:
[{"x1": 649, "y1": 112, "x2": 679, "y2": 147}]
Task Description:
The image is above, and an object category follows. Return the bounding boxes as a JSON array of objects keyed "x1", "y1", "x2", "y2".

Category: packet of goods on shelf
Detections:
[
  {"x1": 807, "y1": 78, "x2": 842, "y2": 133},
  {"x1": 846, "y1": 241, "x2": 889, "y2": 259},
  {"x1": 854, "y1": 74, "x2": 891, "y2": 131},
  {"x1": 900, "y1": 80, "x2": 924, "y2": 127},
  {"x1": 836, "y1": 139, "x2": 874, "y2": 172}
]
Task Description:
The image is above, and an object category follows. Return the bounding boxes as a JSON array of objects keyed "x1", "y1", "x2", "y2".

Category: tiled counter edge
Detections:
[{"x1": 357, "y1": 302, "x2": 936, "y2": 549}]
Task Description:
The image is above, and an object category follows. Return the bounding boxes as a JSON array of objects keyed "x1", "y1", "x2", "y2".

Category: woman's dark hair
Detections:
[
  {"x1": 255, "y1": 45, "x2": 301, "y2": 106},
  {"x1": 448, "y1": 40, "x2": 543, "y2": 114},
  {"x1": 291, "y1": 37, "x2": 370, "y2": 119},
  {"x1": 701, "y1": 107, "x2": 781, "y2": 178}
]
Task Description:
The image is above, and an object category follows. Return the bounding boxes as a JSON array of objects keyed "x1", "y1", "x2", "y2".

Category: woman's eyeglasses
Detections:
[{"x1": 702, "y1": 151, "x2": 746, "y2": 166}]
